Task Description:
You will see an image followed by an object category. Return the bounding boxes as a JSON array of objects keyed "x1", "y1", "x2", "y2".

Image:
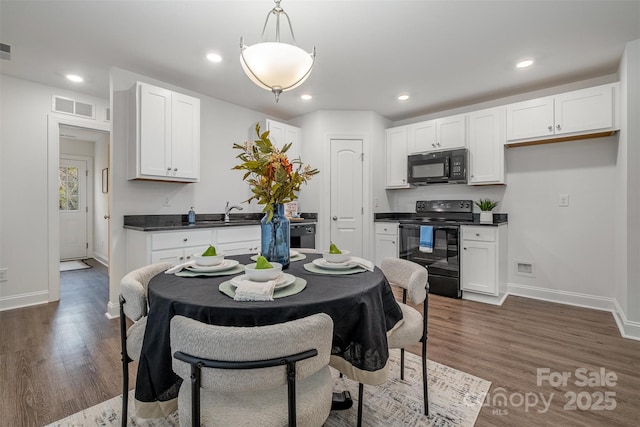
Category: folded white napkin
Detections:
[
  {"x1": 348, "y1": 256, "x2": 375, "y2": 272},
  {"x1": 165, "y1": 260, "x2": 195, "y2": 274},
  {"x1": 233, "y1": 279, "x2": 277, "y2": 301}
]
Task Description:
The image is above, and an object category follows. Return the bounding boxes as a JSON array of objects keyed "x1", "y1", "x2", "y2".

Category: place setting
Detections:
[
  {"x1": 219, "y1": 255, "x2": 307, "y2": 301},
  {"x1": 165, "y1": 246, "x2": 245, "y2": 277},
  {"x1": 303, "y1": 243, "x2": 374, "y2": 275},
  {"x1": 250, "y1": 249, "x2": 307, "y2": 262}
]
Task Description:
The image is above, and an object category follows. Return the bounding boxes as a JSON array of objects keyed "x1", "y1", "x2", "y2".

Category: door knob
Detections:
[
  {"x1": 332, "y1": 216, "x2": 338, "y2": 220},
  {"x1": 104, "y1": 214, "x2": 110, "y2": 219}
]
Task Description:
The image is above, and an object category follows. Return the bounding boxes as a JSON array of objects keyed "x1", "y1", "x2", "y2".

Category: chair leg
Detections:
[
  {"x1": 422, "y1": 338, "x2": 428, "y2": 416},
  {"x1": 119, "y1": 295, "x2": 130, "y2": 427},
  {"x1": 400, "y1": 348, "x2": 405, "y2": 380},
  {"x1": 356, "y1": 383, "x2": 364, "y2": 427}
]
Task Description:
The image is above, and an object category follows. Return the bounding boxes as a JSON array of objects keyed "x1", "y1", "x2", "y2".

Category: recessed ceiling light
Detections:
[
  {"x1": 66, "y1": 74, "x2": 83, "y2": 83},
  {"x1": 398, "y1": 94, "x2": 410, "y2": 101},
  {"x1": 301, "y1": 94, "x2": 312, "y2": 101},
  {"x1": 516, "y1": 59, "x2": 534, "y2": 69},
  {"x1": 206, "y1": 53, "x2": 222, "y2": 63}
]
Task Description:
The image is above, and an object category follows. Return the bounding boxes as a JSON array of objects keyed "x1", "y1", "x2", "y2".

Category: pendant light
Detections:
[{"x1": 240, "y1": 0, "x2": 316, "y2": 102}]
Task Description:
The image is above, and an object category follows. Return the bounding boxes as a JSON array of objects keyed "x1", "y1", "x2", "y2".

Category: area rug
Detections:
[
  {"x1": 60, "y1": 260, "x2": 92, "y2": 272},
  {"x1": 46, "y1": 350, "x2": 490, "y2": 427}
]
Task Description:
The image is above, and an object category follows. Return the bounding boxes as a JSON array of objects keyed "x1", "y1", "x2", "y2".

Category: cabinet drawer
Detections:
[
  {"x1": 216, "y1": 226, "x2": 260, "y2": 244},
  {"x1": 217, "y1": 241, "x2": 261, "y2": 256},
  {"x1": 151, "y1": 230, "x2": 213, "y2": 250},
  {"x1": 462, "y1": 226, "x2": 496, "y2": 242},
  {"x1": 375, "y1": 223, "x2": 398, "y2": 236}
]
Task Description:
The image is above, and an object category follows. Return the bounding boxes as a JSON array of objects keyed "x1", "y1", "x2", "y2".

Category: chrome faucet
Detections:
[{"x1": 224, "y1": 201, "x2": 243, "y2": 223}]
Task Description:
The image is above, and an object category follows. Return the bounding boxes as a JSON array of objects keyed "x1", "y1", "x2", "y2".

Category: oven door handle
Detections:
[{"x1": 399, "y1": 224, "x2": 459, "y2": 230}]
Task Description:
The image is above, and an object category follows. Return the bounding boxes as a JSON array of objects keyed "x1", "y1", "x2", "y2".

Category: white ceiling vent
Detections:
[{"x1": 52, "y1": 95, "x2": 95, "y2": 119}]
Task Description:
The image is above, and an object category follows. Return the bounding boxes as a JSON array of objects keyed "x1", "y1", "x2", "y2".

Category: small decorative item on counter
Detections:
[
  {"x1": 188, "y1": 207, "x2": 196, "y2": 225},
  {"x1": 475, "y1": 199, "x2": 498, "y2": 224}
]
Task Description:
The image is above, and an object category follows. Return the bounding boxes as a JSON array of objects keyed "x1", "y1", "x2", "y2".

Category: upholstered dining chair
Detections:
[
  {"x1": 119, "y1": 262, "x2": 172, "y2": 427},
  {"x1": 355, "y1": 258, "x2": 429, "y2": 427},
  {"x1": 170, "y1": 313, "x2": 334, "y2": 427}
]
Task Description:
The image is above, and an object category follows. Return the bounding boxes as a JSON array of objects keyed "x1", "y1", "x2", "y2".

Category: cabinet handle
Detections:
[
  {"x1": 402, "y1": 178, "x2": 406, "y2": 183},
  {"x1": 332, "y1": 216, "x2": 338, "y2": 220},
  {"x1": 463, "y1": 248, "x2": 467, "y2": 250},
  {"x1": 183, "y1": 238, "x2": 188, "y2": 242},
  {"x1": 392, "y1": 241, "x2": 395, "y2": 244},
  {"x1": 556, "y1": 124, "x2": 561, "y2": 130},
  {"x1": 186, "y1": 255, "x2": 191, "y2": 259},
  {"x1": 437, "y1": 142, "x2": 441, "y2": 147},
  {"x1": 174, "y1": 168, "x2": 178, "y2": 171},
  {"x1": 431, "y1": 143, "x2": 436, "y2": 148},
  {"x1": 475, "y1": 233, "x2": 480, "y2": 236},
  {"x1": 548, "y1": 125, "x2": 553, "y2": 132},
  {"x1": 179, "y1": 256, "x2": 184, "y2": 260}
]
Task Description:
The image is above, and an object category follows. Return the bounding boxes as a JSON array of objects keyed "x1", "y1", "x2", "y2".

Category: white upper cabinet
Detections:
[
  {"x1": 468, "y1": 107, "x2": 505, "y2": 185},
  {"x1": 408, "y1": 114, "x2": 467, "y2": 153},
  {"x1": 506, "y1": 83, "x2": 617, "y2": 144},
  {"x1": 129, "y1": 82, "x2": 200, "y2": 182},
  {"x1": 385, "y1": 126, "x2": 411, "y2": 189},
  {"x1": 256, "y1": 119, "x2": 301, "y2": 161}
]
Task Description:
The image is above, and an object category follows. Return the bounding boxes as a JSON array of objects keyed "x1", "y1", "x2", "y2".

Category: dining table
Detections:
[{"x1": 133, "y1": 252, "x2": 404, "y2": 419}]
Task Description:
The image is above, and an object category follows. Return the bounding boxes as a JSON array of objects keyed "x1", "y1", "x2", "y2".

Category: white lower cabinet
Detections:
[
  {"x1": 374, "y1": 222, "x2": 399, "y2": 267},
  {"x1": 216, "y1": 226, "x2": 261, "y2": 256},
  {"x1": 126, "y1": 225, "x2": 261, "y2": 271},
  {"x1": 461, "y1": 225, "x2": 508, "y2": 304}
]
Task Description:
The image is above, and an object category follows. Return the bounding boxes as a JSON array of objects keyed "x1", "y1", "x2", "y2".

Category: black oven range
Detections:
[{"x1": 398, "y1": 200, "x2": 474, "y2": 298}]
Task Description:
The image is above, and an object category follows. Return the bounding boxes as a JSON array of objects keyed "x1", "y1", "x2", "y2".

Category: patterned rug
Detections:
[{"x1": 47, "y1": 350, "x2": 490, "y2": 427}]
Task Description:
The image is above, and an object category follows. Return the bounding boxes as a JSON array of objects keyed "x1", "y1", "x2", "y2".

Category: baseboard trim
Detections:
[
  {"x1": 92, "y1": 254, "x2": 109, "y2": 268},
  {"x1": 0, "y1": 290, "x2": 49, "y2": 311},
  {"x1": 462, "y1": 291, "x2": 508, "y2": 305},
  {"x1": 507, "y1": 283, "x2": 640, "y2": 341},
  {"x1": 105, "y1": 300, "x2": 119, "y2": 319}
]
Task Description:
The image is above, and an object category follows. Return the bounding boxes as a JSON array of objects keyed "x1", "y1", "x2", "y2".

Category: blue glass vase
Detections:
[{"x1": 261, "y1": 203, "x2": 290, "y2": 269}]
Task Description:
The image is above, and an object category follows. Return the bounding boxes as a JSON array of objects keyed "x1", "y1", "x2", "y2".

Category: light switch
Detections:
[{"x1": 559, "y1": 194, "x2": 569, "y2": 207}]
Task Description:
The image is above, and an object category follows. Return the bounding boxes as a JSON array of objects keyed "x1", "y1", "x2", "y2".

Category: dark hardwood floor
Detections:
[{"x1": 1, "y1": 263, "x2": 639, "y2": 426}]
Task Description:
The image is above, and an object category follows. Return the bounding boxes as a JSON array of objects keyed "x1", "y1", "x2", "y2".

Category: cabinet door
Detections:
[
  {"x1": 375, "y1": 235, "x2": 398, "y2": 267},
  {"x1": 506, "y1": 96, "x2": 554, "y2": 141},
  {"x1": 554, "y1": 85, "x2": 613, "y2": 135},
  {"x1": 461, "y1": 240, "x2": 497, "y2": 295},
  {"x1": 468, "y1": 107, "x2": 505, "y2": 185},
  {"x1": 265, "y1": 119, "x2": 285, "y2": 147},
  {"x1": 408, "y1": 120, "x2": 437, "y2": 153},
  {"x1": 171, "y1": 92, "x2": 200, "y2": 180},
  {"x1": 437, "y1": 114, "x2": 467, "y2": 150},
  {"x1": 139, "y1": 83, "x2": 172, "y2": 177},
  {"x1": 385, "y1": 127, "x2": 410, "y2": 188},
  {"x1": 151, "y1": 248, "x2": 184, "y2": 265}
]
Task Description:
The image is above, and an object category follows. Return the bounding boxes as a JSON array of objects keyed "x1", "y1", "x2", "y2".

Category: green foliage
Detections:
[
  {"x1": 233, "y1": 123, "x2": 319, "y2": 221},
  {"x1": 475, "y1": 198, "x2": 499, "y2": 211}
]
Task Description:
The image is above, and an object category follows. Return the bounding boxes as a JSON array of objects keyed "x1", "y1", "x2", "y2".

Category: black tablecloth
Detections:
[{"x1": 134, "y1": 253, "x2": 403, "y2": 406}]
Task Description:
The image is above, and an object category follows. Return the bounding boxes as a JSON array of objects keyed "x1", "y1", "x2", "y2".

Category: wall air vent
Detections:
[{"x1": 52, "y1": 95, "x2": 96, "y2": 119}]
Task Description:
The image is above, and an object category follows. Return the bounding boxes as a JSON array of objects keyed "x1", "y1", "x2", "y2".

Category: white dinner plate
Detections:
[
  {"x1": 250, "y1": 250, "x2": 300, "y2": 261},
  {"x1": 230, "y1": 273, "x2": 296, "y2": 289},
  {"x1": 312, "y1": 258, "x2": 358, "y2": 270},
  {"x1": 186, "y1": 259, "x2": 239, "y2": 273}
]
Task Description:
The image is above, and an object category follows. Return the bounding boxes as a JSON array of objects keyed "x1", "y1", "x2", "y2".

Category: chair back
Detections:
[
  {"x1": 380, "y1": 258, "x2": 428, "y2": 304},
  {"x1": 171, "y1": 313, "x2": 333, "y2": 393},
  {"x1": 120, "y1": 262, "x2": 172, "y2": 321}
]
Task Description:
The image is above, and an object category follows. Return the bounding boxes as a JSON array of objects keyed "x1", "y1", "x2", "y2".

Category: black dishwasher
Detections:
[{"x1": 290, "y1": 223, "x2": 316, "y2": 249}]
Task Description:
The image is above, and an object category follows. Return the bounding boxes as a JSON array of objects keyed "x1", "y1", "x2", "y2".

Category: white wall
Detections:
[
  {"x1": 291, "y1": 110, "x2": 391, "y2": 256},
  {"x1": 615, "y1": 39, "x2": 640, "y2": 335},
  {"x1": 108, "y1": 68, "x2": 269, "y2": 314},
  {"x1": 0, "y1": 74, "x2": 109, "y2": 309}
]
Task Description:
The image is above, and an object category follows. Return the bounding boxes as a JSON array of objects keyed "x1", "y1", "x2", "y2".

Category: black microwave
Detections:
[{"x1": 407, "y1": 148, "x2": 467, "y2": 185}]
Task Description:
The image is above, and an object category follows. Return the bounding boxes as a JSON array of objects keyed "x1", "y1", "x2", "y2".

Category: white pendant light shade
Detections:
[
  {"x1": 240, "y1": 0, "x2": 315, "y2": 102},
  {"x1": 240, "y1": 42, "x2": 314, "y2": 92}
]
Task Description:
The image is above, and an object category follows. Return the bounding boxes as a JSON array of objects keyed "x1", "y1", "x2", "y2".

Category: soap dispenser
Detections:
[{"x1": 188, "y1": 207, "x2": 196, "y2": 225}]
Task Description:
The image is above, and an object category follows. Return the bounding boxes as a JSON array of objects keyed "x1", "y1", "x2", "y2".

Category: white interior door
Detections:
[
  {"x1": 59, "y1": 158, "x2": 88, "y2": 260},
  {"x1": 330, "y1": 139, "x2": 363, "y2": 256}
]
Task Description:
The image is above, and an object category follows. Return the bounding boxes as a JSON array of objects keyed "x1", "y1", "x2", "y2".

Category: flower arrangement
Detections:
[{"x1": 233, "y1": 123, "x2": 319, "y2": 221}]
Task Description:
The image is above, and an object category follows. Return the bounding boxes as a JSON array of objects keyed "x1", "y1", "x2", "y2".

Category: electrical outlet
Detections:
[
  {"x1": 0, "y1": 268, "x2": 7, "y2": 282},
  {"x1": 163, "y1": 196, "x2": 171, "y2": 207},
  {"x1": 559, "y1": 194, "x2": 569, "y2": 207}
]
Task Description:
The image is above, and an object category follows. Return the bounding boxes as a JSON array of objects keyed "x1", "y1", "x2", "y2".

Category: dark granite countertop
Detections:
[
  {"x1": 374, "y1": 212, "x2": 508, "y2": 226},
  {"x1": 124, "y1": 213, "x2": 318, "y2": 232}
]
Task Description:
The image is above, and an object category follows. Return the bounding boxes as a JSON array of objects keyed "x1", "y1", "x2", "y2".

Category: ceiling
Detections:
[{"x1": 1, "y1": 0, "x2": 639, "y2": 122}]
